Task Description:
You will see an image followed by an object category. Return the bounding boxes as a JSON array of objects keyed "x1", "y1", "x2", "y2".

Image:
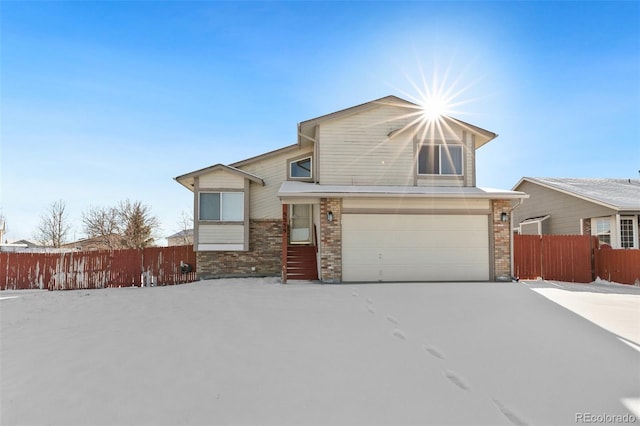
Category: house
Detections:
[
  {"x1": 512, "y1": 177, "x2": 640, "y2": 249},
  {"x1": 175, "y1": 95, "x2": 527, "y2": 283},
  {"x1": 60, "y1": 234, "x2": 120, "y2": 251},
  {"x1": 167, "y1": 229, "x2": 194, "y2": 246},
  {"x1": 10, "y1": 239, "x2": 41, "y2": 249}
]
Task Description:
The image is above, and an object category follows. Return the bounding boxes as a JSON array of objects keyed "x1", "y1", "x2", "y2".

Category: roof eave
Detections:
[{"x1": 174, "y1": 164, "x2": 265, "y2": 191}]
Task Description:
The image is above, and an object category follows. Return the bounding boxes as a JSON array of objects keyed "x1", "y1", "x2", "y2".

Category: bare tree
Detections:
[
  {"x1": 81, "y1": 206, "x2": 121, "y2": 249},
  {"x1": 35, "y1": 200, "x2": 71, "y2": 247},
  {"x1": 117, "y1": 200, "x2": 160, "y2": 249},
  {"x1": 175, "y1": 210, "x2": 194, "y2": 245},
  {"x1": 0, "y1": 213, "x2": 6, "y2": 243}
]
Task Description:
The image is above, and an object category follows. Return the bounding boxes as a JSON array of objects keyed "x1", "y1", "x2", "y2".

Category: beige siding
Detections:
[
  {"x1": 343, "y1": 198, "x2": 489, "y2": 211},
  {"x1": 198, "y1": 224, "x2": 244, "y2": 244},
  {"x1": 318, "y1": 104, "x2": 416, "y2": 186},
  {"x1": 199, "y1": 170, "x2": 245, "y2": 189},
  {"x1": 240, "y1": 147, "x2": 313, "y2": 219},
  {"x1": 318, "y1": 104, "x2": 476, "y2": 187},
  {"x1": 513, "y1": 181, "x2": 615, "y2": 234}
]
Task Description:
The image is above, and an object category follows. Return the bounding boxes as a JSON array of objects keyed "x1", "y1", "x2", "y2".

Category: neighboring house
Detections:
[
  {"x1": 175, "y1": 95, "x2": 527, "y2": 283},
  {"x1": 11, "y1": 239, "x2": 41, "y2": 248},
  {"x1": 512, "y1": 177, "x2": 640, "y2": 249},
  {"x1": 60, "y1": 234, "x2": 120, "y2": 251},
  {"x1": 1, "y1": 239, "x2": 37, "y2": 252},
  {"x1": 167, "y1": 229, "x2": 194, "y2": 246}
]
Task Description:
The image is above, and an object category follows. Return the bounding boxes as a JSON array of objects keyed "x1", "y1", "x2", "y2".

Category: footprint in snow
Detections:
[
  {"x1": 367, "y1": 305, "x2": 376, "y2": 314},
  {"x1": 351, "y1": 291, "x2": 358, "y2": 297},
  {"x1": 392, "y1": 329, "x2": 407, "y2": 340},
  {"x1": 366, "y1": 298, "x2": 374, "y2": 304},
  {"x1": 422, "y1": 344, "x2": 444, "y2": 360},
  {"x1": 444, "y1": 370, "x2": 470, "y2": 391},
  {"x1": 386, "y1": 315, "x2": 399, "y2": 325},
  {"x1": 492, "y1": 398, "x2": 529, "y2": 426}
]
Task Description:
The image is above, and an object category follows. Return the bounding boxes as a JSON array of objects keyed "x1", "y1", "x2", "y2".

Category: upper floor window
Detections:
[
  {"x1": 199, "y1": 192, "x2": 244, "y2": 221},
  {"x1": 417, "y1": 144, "x2": 463, "y2": 175},
  {"x1": 290, "y1": 156, "x2": 312, "y2": 179}
]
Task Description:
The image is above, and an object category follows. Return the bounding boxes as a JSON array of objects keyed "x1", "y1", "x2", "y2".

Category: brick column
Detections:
[
  {"x1": 320, "y1": 198, "x2": 342, "y2": 283},
  {"x1": 492, "y1": 199, "x2": 512, "y2": 280}
]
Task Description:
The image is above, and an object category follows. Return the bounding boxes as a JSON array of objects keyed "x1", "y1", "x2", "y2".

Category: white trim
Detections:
[
  {"x1": 591, "y1": 216, "x2": 613, "y2": 247},
  {"x1": 197, "y1": 244, "x2": 244, "y2": 251},
  {"x1": 579, "y1": 218, "x2": 584, "y2": 235},
  {"x1": 620, "y1": 215, "x2": 639, "y2": 249}
]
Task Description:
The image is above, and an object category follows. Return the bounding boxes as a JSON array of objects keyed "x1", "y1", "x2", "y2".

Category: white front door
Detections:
[{"x1": 290, "y1": 204, "x2": 312, "y2": 244}]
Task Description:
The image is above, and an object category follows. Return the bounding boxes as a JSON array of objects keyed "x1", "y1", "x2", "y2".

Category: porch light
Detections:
[
  {"x1": 501, "y1": 212, "x2": 509, "y2": 222},
  {"x1": 327, "y1": 211, "x2": 334, "y2": 222}
]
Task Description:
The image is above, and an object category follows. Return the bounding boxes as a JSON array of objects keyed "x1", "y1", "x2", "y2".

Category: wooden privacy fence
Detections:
[
  {"x1": 514, "y1": 234, "x2": 640, "y2": 285},
  {"x1": 0, "y1": 245, "x2": 197, "y2": 291},
  {"x1": 595, "y1": 247, "x2": 640, "y2": 285}
]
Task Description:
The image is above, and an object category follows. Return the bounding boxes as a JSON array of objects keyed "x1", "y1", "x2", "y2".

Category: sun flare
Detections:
[
  {"x1": 420, "y1": 94, "x2": 452, "y2": 121},
  {"x1": 380, "y1": 61, "x2": 482, "y2": 145}
]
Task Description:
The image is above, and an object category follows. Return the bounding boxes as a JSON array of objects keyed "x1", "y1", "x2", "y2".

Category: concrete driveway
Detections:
[{"x1": 523, "y1": 279, "x2": 640, "y2": 346}]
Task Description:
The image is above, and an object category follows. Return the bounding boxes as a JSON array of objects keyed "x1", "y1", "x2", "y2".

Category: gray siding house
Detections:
[{"x1": 512, "y1": 177, "x2": 640, "y2": 249}]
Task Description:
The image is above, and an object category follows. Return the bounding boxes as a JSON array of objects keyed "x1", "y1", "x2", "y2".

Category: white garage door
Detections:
[{"x1": 342, "y1": 214, "x2": 489, "y2": 282}]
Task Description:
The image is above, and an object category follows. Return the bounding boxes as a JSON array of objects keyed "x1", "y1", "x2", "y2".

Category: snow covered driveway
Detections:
[
  {"x1": 524, "y1": 280, "x2": 640, "y2": 347},
  {"x1": 2, "y1": 279, "x2": 638, "y2": 425}
]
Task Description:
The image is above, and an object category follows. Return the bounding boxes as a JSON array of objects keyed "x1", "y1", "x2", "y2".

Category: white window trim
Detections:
[
  {"x1": 198, "y1": 191, "x2": 244, "y2": 222},
  {"x1": 592, "y1": 216, "x2": 613, "y2": 246},
  {"x1": 620, "y1": 215, "x2": 638, "y2": 249},
  {"x1": 417, "y1": 143, "x2": 464, "y2": 176},
  {"x1": 289, "y1": 156, "x2": 313, "y2": 180}
]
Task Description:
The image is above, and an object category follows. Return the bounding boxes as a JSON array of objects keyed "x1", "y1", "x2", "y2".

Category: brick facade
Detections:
[
  {"x1": 492, "y1": 199, "x2": 512, "y2": 280},
  {"x1": 319, "y1": 198, "x2": 342, "y2": 283},
  {"x1": 196, "y1": 219, "x2": 281, "y2": 279}
]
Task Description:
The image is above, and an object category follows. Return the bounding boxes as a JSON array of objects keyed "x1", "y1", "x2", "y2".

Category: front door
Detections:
[{"x1": 290, "y1": 204, "x2": 312, "y2": 244}]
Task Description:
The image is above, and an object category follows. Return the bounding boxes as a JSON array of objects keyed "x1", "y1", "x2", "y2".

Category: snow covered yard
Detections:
[{"x1": 1, "y1": 279, "x2": 638, "y2": 426}]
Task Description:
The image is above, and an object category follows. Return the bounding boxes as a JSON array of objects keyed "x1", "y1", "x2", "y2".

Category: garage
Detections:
[{"x1": 342, "y1": 214, "x2": 490, "y2": 282}]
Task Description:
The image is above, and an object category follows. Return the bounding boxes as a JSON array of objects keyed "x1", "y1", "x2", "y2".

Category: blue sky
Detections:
[{"x1": 2, "y1": 1, "x2": 639, "y2": 243}]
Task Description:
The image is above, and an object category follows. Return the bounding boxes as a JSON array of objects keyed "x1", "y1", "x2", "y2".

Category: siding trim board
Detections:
[{"x1": 342, "y1": 208, "x2": 491, "y2": 215}]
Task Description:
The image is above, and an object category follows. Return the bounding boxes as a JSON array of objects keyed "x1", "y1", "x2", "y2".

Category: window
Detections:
[
  {"x1": 199, "y1": 192, "x2": 244, "y2": 221},
  {"x1": 418, "y1": 144, "x2": 463, "y2": 175},
  {"x1": 290, "y1": 156, "x2": 312, "y2": 179},
  {"x1": 594, "y1": 218, "x2": 611, "y2": 245},
  {"x1": 620, "y1": 217, "x2": 637, "y2": 248}
]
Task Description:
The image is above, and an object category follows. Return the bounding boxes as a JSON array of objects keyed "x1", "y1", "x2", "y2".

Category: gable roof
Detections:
[
  {"x1": 514, "y1": 177, "x2": 640, "y2": 210},
  {"x1": 297, "y1": 95, "x2": 497, "y2": 149},
  {"x1": 174, "y1": 164, "x2": 265, "y2": 191}
]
